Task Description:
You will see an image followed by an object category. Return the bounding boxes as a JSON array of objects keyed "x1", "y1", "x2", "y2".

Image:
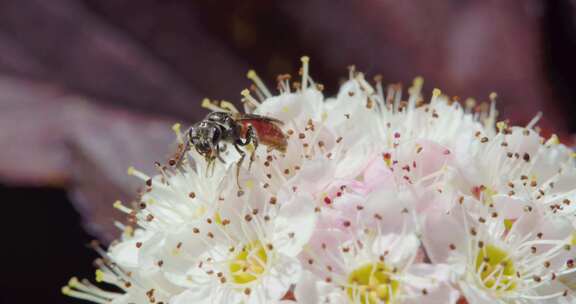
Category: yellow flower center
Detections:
[
  {"x1": 503, "y1": 219, "x2": 514, "y2": 232},
  {"x1": 229, "y1": 241, "x2": 268, "y2": 284},
  {"x1": 571, "y1": 231, "x2": 576, "y2": 246},
  {"x1": 347, "y1": 263, "x2": 399, "y2": 304},
  {"x1": 472, "y1": 185, "x2": 497, "y2": 205},
  {"x1": 475, "y1": 244, "x2": 516, "y2": 291}
]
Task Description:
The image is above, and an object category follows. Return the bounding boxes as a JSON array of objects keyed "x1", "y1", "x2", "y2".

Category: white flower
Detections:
[
  {"x1": 65, "y1": 57, "x2": 576, "y2": 304},
  {"x1": 167, "y1": 179, "x2": 315, "y2": 303},
  {"x1": 423, "y1": 195, "x2": 576, "y2": 303},
  {"x1": 63, "y1": 57, "x2": 377, "y2": 303},
  {"x1": 295, "y1": 187, "x2": 459, "y2": 304}
]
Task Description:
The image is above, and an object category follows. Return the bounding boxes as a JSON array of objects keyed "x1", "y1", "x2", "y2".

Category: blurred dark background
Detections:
[{"x1": 1, "y1": 0, "x2": 576, "y2": 302}]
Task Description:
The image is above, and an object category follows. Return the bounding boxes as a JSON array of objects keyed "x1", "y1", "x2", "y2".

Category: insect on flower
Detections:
[{"x1": 175, "y1": 109, "x2": 287, "y2": 184}]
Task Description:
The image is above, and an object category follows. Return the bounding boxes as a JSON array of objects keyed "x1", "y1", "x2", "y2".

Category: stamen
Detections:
[
  {"x1": 545, "y1": 134, "x2": 560, "y2": 146},
  {"x1": 485, "y1": 98, "x2": 498, "y2": 129},
  {"x1": 127, "y1": 166, "x2": 149, "y2": 181},
  {"x1": 201, "y1": 98, "x2": 224, "y2": 112},
  {"x1": 113, "y1": 200, "x2": 132, "y2": 214},
  {"x1": 526, "y1": 112, "x2": 542, "y2": 130},
  {"x1": 171, "y1": 123, "x2": 183, "y2": 144},
  {"x1": 301, "y1": 56, "x2": 310, "y2": 89},
  {"x1": 241, "y1": 89, "x2": 261, "y2": 107},
  {"x1": 67, "y1": 277, "x2": 116, "y2": 299},
  {"x1": 431, "y1": 88, "x2": 442, "y2": 101},
  {"x1": 348, "y1": 65, "x2": 356, "y2": 80},
  {"x1": 247, "y1": 70, "x2": 272, "y2": 99},
  {"x1": 61, "y1": 287, "x2": 108, "y2": 303},
  {"x1": 346, "y1": 262, "x2": 399, "y2": 303},
  {"x1": 229, "y1": 241, "x2": 269, "y2": 284},
  {"x1": 407, "y1": 76, "x2": 423, "y2": 110},
  {"x1": 219, "y1": 100, "x2": 240, "y2": 113}
]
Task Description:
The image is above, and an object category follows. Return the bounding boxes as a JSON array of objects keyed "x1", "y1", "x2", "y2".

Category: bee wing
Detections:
[
  {"x1": 237, "y1": 117, "x2": 288, "y2": 153},
  {"x1": 235, "y1": 113, "x2": 284, "y2": 125}
]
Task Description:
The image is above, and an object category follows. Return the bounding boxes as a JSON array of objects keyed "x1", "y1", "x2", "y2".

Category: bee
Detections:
[{"x1": 175, "y1": 111, "x2": 287, "y2": 184}]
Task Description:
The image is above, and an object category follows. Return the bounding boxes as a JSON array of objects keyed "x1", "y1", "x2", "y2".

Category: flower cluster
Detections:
[{"x1": 64, "y1": 57, "x2": 576, "y2": 304}]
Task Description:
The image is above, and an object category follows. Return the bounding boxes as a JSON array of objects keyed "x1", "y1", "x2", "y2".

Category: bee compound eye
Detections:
[{"x1": 188, "y1": 128, "x2": 199, "y2": 142}]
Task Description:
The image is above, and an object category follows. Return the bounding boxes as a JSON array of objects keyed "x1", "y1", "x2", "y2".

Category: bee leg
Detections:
[
  {"x1": 233, "y1": 144, "x2": 245, "y2": 189},
  {"x1": 204, "y1": 157, "x2": 211, "y2": 177},
  {"x1": 246, "y1": 126, "x2": 258, "y2": 171},
  {"x1": 214, "y1": 143, "x2": 226, "y2": 164},
  {"x1": 210, "y1": 157, "x2": 217, "y2": 176},
  {"x1": 237, "y1": 125, "x2": 258, "y2": 171}
]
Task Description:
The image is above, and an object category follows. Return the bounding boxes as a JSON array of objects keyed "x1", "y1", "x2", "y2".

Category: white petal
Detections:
[
  {"x1": 372, "y1": 233, "x2": 420, "y2": 266},
  {"x1": 272, "y1": 194, "x2": 316, "y2": 257},
  {"x1": 293, "y1": 270, "x2": 320, "y2": 304},
  {"x1": 458, "y1": 282, "x2": 496, "y2": 304},
  {"x1": 108, "y1": 229, "x2": 157, "y2": 268},
  {"x1": 402, "y1": 263, "x2": 460, "y2": 304},
  {"x1": 421, "y1": 208, "x2": 466, "y2": 263},
  {"x1": 169, "y1": 287, "x2": 222, "y2": 304},
  {"x1": 491, "y1": 194, "x2": 529, "y2": 220},
  {"x1": 262, "y1": 256, "x2": 301, "y2": 300}
]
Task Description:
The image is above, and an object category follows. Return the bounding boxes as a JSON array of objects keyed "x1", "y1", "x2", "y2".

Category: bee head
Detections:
[{"x1": 188, "y1": 122, "x2": 221, "y2": 156}]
